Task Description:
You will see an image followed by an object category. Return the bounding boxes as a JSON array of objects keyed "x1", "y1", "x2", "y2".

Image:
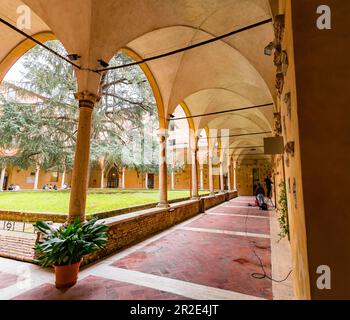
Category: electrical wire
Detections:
[
  {"x1": 0, "y1": 15, "x2": 272, "y2": 76},
  {"x1": 244, "y1": 200, "x2": 293, "y2": 283},
  {"x1": 0, "y1": 17, "x2": 82, "y2": 70},
  {"x1": 169, "y1": 102, "x2": 274, "y2": 121}
]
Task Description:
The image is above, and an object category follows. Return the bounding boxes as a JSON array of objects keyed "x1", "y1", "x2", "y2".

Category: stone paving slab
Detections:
[{"x1": 13, "y1": 275, "x2": 189, "y2": 300}]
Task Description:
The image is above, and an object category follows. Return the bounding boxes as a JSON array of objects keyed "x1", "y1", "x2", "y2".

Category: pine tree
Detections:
[{"x1": 0, "y1": 40, "x2": 160, "y2": 177}]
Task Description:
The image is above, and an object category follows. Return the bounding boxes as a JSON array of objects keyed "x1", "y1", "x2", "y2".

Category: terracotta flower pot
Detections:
[{"x1": 54, "y1": 259, "x2": 82, "y2": 289}]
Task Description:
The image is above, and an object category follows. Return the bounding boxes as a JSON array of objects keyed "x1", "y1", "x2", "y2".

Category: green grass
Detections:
[{"x1": 0, "y1": 189, "x2": 209, "y2": 214}]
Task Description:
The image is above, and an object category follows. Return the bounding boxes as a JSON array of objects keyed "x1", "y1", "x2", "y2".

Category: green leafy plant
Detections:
[
  {"x1": 278, "y1": 180, "x2": 289, "y2": 240},
  {"x1": 34, "y1": 218, "x2": 109, "y2": 267}
]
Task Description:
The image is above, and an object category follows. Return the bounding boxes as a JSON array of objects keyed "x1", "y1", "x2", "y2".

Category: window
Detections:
[
  {"x1": 169, "y1": 139, "x2": 176, "y2": 146},
  {"x1": 169, "y1": 122, "x2": 175, "y2": 131}
]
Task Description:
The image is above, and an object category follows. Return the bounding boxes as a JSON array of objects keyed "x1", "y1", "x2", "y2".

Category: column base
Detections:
[
  {"x1": 191, "y1": 196, "x2": 200, "y2": 201},
  {"x1": 209, "y1": 192, "x2": 216, "y2": 197},
  {"x1": 65, "y1": 216, "x2": 86, "y2": 226},
  {"x1": 157, "y1": 202, "x2": 170, "y2": 209}
]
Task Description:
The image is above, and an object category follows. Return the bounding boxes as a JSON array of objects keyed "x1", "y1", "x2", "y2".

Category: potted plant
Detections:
[{"x1": 34, "y1": 218, "x2": 109, "y2": 289}]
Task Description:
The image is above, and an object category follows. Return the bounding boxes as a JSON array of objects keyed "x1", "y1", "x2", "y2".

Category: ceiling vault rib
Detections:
[{"x1": 97, "y1": 18, "x2": 273, "y2": 72}]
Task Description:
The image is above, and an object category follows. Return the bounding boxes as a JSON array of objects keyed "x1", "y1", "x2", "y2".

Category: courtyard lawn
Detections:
[{"x1": 0, "y1": 189, "x2": 209, "y2": 214}]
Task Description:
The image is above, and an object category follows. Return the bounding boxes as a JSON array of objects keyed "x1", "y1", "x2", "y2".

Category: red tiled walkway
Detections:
[
  {"x1": 3, "y1": 196, "x2": 273, "y2": 300},
  {"x1": 14, "y1": 275, "x2": 188, "y2": 300}
]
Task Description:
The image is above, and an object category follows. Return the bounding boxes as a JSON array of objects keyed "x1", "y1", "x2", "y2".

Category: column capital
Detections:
[
  {"x1": 156, "y1": 128, "x2": 169, "y2": 139},
  {"x1": 75, "y1": 90, "x2": 101, "y2": 108}
]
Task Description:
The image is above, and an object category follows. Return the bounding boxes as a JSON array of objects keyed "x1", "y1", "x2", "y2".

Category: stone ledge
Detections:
[
  {"x1": 0, "y1": 195, "x2": 210, "y2": 223},
  {"x1": 0, "y1": 193, "x2": 237, "y2": 265}
]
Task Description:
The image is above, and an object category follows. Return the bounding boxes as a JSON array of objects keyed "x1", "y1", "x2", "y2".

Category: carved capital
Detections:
[
  {"x1": 273, "y1": 112, "x2": 282, "y2": 136},
  {"x1": 284, "y1": 92, "x2": 292, "y2": 119},
  {"x1": 275, "y1": 72, "x2": 285, "y2": 96},
  {"x1": 74, "y1": 90, "x2": 101, "y2": 108},
  {"x1": 274, "y1": 14, "x2": 285, "y2": 44},
  {"x1": 285, "y1": 141, "x2": 295, "y2": 157}
]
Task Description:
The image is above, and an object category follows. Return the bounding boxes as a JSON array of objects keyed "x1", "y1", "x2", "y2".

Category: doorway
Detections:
[
  {"x1": 147, "y1": 173, "x2": 155, "y2": 189},
  {"x1": 224, "y1": 174, "x2": 228, "y2": 190},
  {"x1": 107, "y1": 166, "x2": 119, "y2": 188}
]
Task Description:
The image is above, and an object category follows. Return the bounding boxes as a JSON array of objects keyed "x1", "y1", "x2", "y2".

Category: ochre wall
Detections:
[
  {"x1": 270, "y1": 0, "x2": 350, "y2": 299},
  {"x1": 270, "y1": 0, "x2": 311, "y2": 300},
  {"x1": 5, "y1": 167, "x2": 71, "y2": 190},
  {"x1": 290, "y1": 0, "x2": 350, "y2": 299},
  {"x1": 5, "y1": 163, "x2": 218, "y2": 191},
  {"x1": 236, "y1": 160, "x2": 272, "y2": 196}
]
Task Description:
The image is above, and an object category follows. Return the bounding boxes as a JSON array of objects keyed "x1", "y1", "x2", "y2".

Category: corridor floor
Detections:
[{"x1": 0, "y1": 197, "x2": 294, "y2": 300}]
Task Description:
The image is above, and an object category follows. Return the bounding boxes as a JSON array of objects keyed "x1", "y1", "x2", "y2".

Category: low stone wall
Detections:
[
  {"x1": 228, "y1": 190, "x2": 238, "y2": 200},
  {"x1": 84, "y1": 191, "x2": 238, "y2": 265},
  {"x1": 202, "y1": 193, "x2": 226, "y2": 210},
  {"x1": 84, "y1": 200, "x2": 201, "y2": 265},
  {"x1": 0, "y1": 210, "x2": 67, "y2": 223},
  {"x1": 1, "y1": 192, "x2": 237, "y2": 264},
  {"x1": 0, "y1": 195, "x2": 210, "y2": 223}
]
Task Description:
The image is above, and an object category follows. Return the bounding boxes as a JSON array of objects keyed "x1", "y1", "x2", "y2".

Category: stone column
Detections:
[
  {"x1": 171, "y1": 168, "x2": 175, "y2": 190},
  {"x1": 98, "y1": 157, "x2": 105, "y2": 189},
  {"x1": 233, "y1": 160, "x2": 237, "y2": 191},
  {"x1": 61, "y1": 165, "x2": 66, "y2": 189},
  {"x1": 199, "y1": 164, "x2": 204, "y2": 190},
  {"x1": 0, "y1": 167, "x2": 5, "y2": 191},
  {"x1": 157, "y1": 129, "x2": 169, "y2": 208},
  {"x1": 145, "y1": 173, "x2": 149, "y2": 189},
  {"x1": 121, "y1": 167, "x2": 126, "y2": 189},
  {"x1": 68, "y1": 91, "x2": 99, "y2": 223},
  {"x1": 191, "y1": 147, "x2": 199, "y2": 199},
  {"x1": 227, "y1": 160, "x2": 231, "y2": 191},
  {"x1": 33, "y1": 162, "x2": 40, "y2": 190},
  {"x1": 208, "y1": 150, "x2": 215, "y2": 196},
  {"x1": 219, "y1": 161, "x2": 224, "y2": 193}
]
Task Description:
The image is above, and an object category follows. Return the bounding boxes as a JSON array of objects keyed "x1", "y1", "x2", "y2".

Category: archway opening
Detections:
[{"x1": 107, "y1": 166, "x2": 119, "y2": 188}]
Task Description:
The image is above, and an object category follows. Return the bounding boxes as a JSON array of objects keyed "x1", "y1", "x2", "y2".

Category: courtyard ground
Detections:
[
  {"x1": 0, "y1": 189, "x2": 209, "y2": 214},
  {"x1": 0, "y1": 197, "x2": 294, "y2": 300}
]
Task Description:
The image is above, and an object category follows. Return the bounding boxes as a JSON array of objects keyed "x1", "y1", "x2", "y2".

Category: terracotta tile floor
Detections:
[
  {"x1": 0, "y1": 271, "x2": 22, "y2": 289},
  {"x1": 211, "y1": 206, "x2": 270, "y2": 217},
  {"x1": 1, "y1": 196, "x2": 278, "y2": 300},
  {"x1": 187, "y1": 214, "x2": 270, "y2": 234},
  {"x1": 13, "y1": 275, "x2": 188, "y2": 300},
  {"x1": 112, "y1": 229, "x2": 272, "y2": 299}
]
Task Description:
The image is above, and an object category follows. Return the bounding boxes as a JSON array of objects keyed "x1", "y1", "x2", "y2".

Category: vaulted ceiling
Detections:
[{"x1": 0, "y1": 0, "x2": 276, "y2": 160}]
